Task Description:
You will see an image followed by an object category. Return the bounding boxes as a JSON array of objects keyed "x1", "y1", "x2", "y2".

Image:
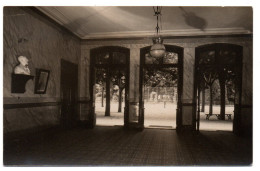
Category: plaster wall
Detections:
[{"x1": 3, "y1": 7, "x2": 81, "y2": 133}]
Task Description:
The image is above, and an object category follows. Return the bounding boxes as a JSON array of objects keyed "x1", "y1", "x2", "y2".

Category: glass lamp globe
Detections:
[{"x1": 150, "y1": 37, "x2": 166, "y2": 58}]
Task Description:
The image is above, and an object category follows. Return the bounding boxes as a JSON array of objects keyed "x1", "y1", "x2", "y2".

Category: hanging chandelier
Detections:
[{"x1": 150, "y1": 6, "x2": 166, "y2": 58}]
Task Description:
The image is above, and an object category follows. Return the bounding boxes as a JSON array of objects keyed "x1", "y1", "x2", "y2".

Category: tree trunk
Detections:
[
  {"x1": 118, "y1": 88, "x2": 123, "y2": 112},
  {"x1": 209, "y1": 85, "x2": 213, "y2": 116},
  {"x1": 201, "y1": 88, "x2": 205, "y2": 112},
  {"x1": 219, "y1": 77, "x2": 226, "y2": 120},
  {"x1": 147, "y1": 87, "x2": 150, "y2": 102},
  {"x1": 101, "y1": 86, "x2": 104, "y2": 107},
  {"x1": 157, "y1": 87, "x2": 159, "y2": 101},
  {"x1": 105, "y1": 70, "x2": 110, "y2": 116}
]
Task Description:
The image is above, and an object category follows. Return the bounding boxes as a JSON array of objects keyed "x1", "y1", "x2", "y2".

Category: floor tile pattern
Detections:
[{"x1": 4, "y1": 126, "x2": 252, "y2": 166}]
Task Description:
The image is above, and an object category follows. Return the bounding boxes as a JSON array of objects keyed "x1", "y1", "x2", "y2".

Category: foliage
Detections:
[
  {"x1": 95, "y1": 68, "x2": 126, "y2": 99},
  {"x1": 110, "y1": 70, "x2": 126, "y2": 89},
  {"x1": 200, "y1": 67, "x2": 236, "y2": 102},
  {"x1": 95, "y1": 68, "x2": 106, "y2": 85},
  {"x1": 144, "y1": 67, "x2": 178, "y2": 87}
]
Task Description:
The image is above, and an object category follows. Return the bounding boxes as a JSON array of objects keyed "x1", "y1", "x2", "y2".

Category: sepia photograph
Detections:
[{"x1": 2, "y1": 0, "x2": 255, "y2": 167}]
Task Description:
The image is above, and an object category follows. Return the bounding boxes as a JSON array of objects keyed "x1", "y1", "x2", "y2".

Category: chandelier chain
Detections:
[{"x1": 153, "y1": 6, "x2": 162, "y2": 35}]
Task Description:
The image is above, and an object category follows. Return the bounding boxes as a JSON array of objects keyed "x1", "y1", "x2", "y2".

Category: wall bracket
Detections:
[{"x1": 11, "y1": 73, "x2": 34, "y2": 93}]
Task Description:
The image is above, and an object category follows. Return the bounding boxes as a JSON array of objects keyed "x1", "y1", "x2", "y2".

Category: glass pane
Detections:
[
  {"x1": 95, "y1": 68, "x2": 107, "y2": 114},
  {"x1": 199, "y1": 50, "x2": 215, "y2": 64},
  {"x1": 200, "y1": 68, "x2": 218, "y2": 85},
  {"x1": 112, "y1": 52, "x2": 126, "y2": 64},
  {"x1": 218, "y1": 50, "x2": 237, "y2": 64},
  {"x1": 144, "y1": 67, "x2": 178, "y2": 87},
  {"x1": 110, "y1": 69, "x2": 126, "y2": 89},
  {"x1": 110, "y1": 69, "x2": 126, "y2": 116},
  {"x1": 226, "y1": 80, "x2": 235, "y2": 103},
  {"x1": 225, "y1": 67, "x2": 236, "y2": 104},
  {"x1": 95, "y1": 68, "x2": 126, "y2": 126},
  {"x1": 145, "y1": 52, "x2": 162, "y2": 64},
  {"x1": 145, "y1": 51, "x2": 179, "y2": 65},
  {"x1": 164, "y1": 52, "x2": 178, "y2": 64},
  {"x1": 95, "y1": 53, "x2": 109, "y2": 64},
  {"x1": 95, "y1": 68, "x2": 106, "y2": 84}
]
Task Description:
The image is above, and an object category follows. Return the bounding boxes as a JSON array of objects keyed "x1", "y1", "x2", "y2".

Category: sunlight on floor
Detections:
[
  {"x1": 95, "y1": 102, "x2": 124, "y2": 126},
  {"x1": 95, "y1": 102, "x2": 233, "y2": 132},
  {"x1": 144, "y1": 102, "x2": 176, "y2": 128}
]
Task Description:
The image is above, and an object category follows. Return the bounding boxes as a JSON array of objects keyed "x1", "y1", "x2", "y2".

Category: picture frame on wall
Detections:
[{"x1": 34, "y1": 69, "x2": 50, "y2": 94}]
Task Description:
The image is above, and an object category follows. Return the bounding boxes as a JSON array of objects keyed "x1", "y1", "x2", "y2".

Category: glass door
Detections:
[
  {"x1": 195, "y1": 44, "x2": 242, "y2": 132},
  {"x1": 90, "y1": 46, "x2": 130, "y2": 127}
]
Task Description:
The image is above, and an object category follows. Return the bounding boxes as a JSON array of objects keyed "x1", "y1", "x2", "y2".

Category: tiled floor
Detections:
[{"x1": 4, "y1": 126, "x2": 252, "y2": 166}]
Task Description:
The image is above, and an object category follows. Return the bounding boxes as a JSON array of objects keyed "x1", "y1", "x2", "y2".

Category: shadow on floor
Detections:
[{"x1": 4, "y1": 126, "x2": 252, "y2": 166}]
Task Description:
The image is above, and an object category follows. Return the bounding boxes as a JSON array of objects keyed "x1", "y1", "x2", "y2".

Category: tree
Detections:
[
  {"x1": 144, "y1": 67, "x2": 178, "y2": 88},
  {"x1": 225, "y1": 69, "x2": 236, "y2": 103},
  {"x1": 144, "y1": 67, "x2": 178, "y2": 103},
  {"x1": 218, "y1": 68, "x2": 236, "y2": 120},
  {"x1": 201, "y1": 68, "x2": 218, "y2": 116},
  {"x1": 218, "y1": 71, "x2": 226, "y2": 120},
  {"x1": 111, "y1": 70, "x2": 126, "y2": 113},
  {"x1": 95, "y1": 68, "x2": 106, "y2": 107},
  {"x1": 95, "y1": 68, "x2": 111, "y2": 116},
  {"x1": 200, "y1": 80, "x2": 207, "y2": 112}
]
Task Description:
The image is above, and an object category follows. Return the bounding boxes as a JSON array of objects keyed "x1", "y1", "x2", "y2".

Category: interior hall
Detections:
[{"x1": 3, "y1": 6, "x2": 253, "y2": 166}]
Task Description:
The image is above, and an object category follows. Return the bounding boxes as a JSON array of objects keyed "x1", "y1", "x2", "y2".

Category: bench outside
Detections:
[{"x1": 205, "y1": 114, "x2": 232, "y2": 120}]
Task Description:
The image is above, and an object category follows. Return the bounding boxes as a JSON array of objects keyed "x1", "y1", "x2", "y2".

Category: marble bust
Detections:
[{"x1": 14, "y1": 56, "x2": 31, "y2": 75}]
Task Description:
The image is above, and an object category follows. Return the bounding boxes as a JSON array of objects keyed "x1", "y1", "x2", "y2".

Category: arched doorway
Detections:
[
  {"x1": 90, "y1": 46, "x2": 130, "y2": 127},
  {"x1": 194, "y1": 43, "x2": 242, "y2": 133},
  {"x1": 139, "y1": 45, "x2": 183, "y2": 129}
]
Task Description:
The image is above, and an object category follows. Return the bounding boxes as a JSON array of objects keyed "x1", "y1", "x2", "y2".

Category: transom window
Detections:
[
  {"x1": 95, "y1": 51, "x2": 126, "y2": 65},
  {"x1": 145, "y1": 52, "x2": 178, "y2": 64}
]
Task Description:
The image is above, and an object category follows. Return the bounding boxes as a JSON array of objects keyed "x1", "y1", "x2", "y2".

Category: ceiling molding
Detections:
[
  {"x1": 36, "y1": 6, "x2": 84, "y2": 38},
  {"x1": 36, "y1": 7, "x2": 68, "y2": 27},
  {"x1": 81, "y1": 28, "x2": 252, "y2": 40}
]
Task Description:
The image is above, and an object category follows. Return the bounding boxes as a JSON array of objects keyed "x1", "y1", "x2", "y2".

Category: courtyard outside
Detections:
[{"x1": 95, "y1": 100, "x2": 233, "y2": 131}]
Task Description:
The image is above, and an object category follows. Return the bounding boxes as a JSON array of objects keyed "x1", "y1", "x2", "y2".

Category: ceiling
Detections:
[{"x1": 37, "y1": 6, "x2": 253, "y2": 39}]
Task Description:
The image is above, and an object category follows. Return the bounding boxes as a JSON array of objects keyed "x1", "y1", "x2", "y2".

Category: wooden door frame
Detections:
[
  {"x1": 193, "y1": 43, "x2": 243, "y2": 133},
  {"x1": 139, "y1": 45, "x2": 184, "y2": 130},
  {"x1": 89, "y1": 46, "x2": 130, "y2": 127}
]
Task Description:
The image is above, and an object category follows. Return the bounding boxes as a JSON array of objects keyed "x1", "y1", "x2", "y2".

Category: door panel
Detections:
[
  {"x1": 194, "y1": 43, "x2": 242, "y2": 132},
  {"x1": 61, "y1": 59, "x2": 78, "y2": 128}
]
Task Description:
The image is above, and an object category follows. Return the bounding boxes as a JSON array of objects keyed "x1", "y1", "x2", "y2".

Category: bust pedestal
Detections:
[{"x1": 11, "y1": 73, "x2": 34, "y2": 93}]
